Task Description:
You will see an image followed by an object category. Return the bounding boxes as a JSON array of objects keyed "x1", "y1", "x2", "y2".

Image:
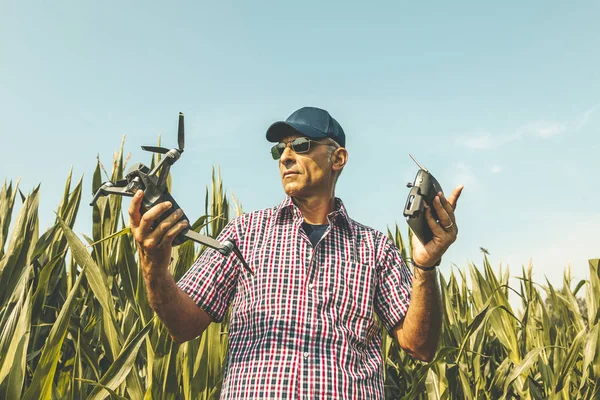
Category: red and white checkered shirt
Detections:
[{"x1": 178, "y1": 196, "x2": 413, "y2": 399}]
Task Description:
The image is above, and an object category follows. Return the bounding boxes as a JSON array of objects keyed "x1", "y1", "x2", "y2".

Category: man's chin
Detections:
[{"x1": 282, "y1": 182, "x2": 306, "y2": 198}]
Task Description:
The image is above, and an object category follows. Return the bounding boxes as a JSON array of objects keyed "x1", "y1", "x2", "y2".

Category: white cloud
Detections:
[
  {"x1": 457, "y1": 130, "x2": 521, "y2": 150},
  {"x1": 572, "y1": 103, "x2": 600, "y2": 132},
  {"x1": 518, "y1": 121, "x2": 565, "y2": 138},
  {"x1": 460, "y1": 133, "x2": 496, "y2": 149},
  {"x1": 457, "y1": 103, "x2": 599, "y2": 149}
]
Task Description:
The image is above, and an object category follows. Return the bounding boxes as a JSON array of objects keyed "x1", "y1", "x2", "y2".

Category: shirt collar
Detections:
[
  {"x1": 274, "y1": 196, "x2": 298, "y2": 220},
  {"x1": 329, "y1": 197, "x2": 353, "y2": 228},
  {"x1": 274, "y1": 196, "x2": 354, "y2": 231}
]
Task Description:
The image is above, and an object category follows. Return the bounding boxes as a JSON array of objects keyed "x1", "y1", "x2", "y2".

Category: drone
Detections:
[{"x1": 90, "y1": 112, "x2": 253, "y2": 275}]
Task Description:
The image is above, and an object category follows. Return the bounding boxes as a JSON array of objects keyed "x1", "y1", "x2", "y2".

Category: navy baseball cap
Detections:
[{"x1": 266, "y1": 107, "x2": 346, "y2": 147}]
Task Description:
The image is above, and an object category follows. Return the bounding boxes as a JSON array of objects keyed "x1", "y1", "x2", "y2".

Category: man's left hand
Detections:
[{"x1": 411, "y1": 185, "x2": 464, "y2": 268}]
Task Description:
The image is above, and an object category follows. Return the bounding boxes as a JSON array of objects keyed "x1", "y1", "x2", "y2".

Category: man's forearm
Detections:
[
  {"x1": 143, "y1": 268, "x2": 213, "y2": 343},
  {"x1": 396, "y1": 268, "x2": 442, "y2": 361}
]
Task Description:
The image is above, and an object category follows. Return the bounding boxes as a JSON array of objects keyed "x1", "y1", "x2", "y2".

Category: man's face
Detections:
[{"x1": 277, "y1": 134, "x2": 336, "y2": 198}]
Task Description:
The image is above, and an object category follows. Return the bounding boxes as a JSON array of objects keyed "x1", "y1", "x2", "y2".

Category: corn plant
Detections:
[
  {"x1": 0, "y1": 139, "x2": 598, "y2": 399},
  {"x1": 0, "y1": 140, "x2": 231, "y2": 399},
  {"x1": 383, "y1": 225, "x2": 600, "y2": 399}
]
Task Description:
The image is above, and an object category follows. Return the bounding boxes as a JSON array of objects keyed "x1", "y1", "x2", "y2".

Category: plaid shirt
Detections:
[{"x1": 178, "y1": 196, "x2": 413, "y2": 399}]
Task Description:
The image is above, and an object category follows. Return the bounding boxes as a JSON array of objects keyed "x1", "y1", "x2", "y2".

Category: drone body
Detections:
[{"x1": 91, "y1": 113, "x2": 253, "y2": 274}]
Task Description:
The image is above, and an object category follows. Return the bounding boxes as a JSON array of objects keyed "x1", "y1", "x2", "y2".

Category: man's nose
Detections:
[{"x1": 279, "y1": 144, "x2": 295, "y2": 164}]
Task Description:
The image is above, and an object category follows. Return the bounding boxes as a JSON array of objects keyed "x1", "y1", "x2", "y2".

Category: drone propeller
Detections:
[
  {"x1": 141, "y1": 112, "x2": 185, "y2": 155},
  {"x1": 177, "y1": 112, "x2": 184, "y2": 153},
  {"x1": 141, "y1": 145, "x2": 170, "y2": 154}
]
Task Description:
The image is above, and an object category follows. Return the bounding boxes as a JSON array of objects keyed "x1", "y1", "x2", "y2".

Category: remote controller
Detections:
[{"x1": 403, "y1": 154, "x2": 444, "y2": 244}]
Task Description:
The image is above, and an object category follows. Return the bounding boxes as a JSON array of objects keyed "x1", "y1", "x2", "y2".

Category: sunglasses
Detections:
[{"x1": 270, "y1": 137, "x2": 335, "y2": 160}]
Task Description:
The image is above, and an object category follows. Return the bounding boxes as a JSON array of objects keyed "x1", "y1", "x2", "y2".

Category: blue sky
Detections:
[{"x1": 1, "y1": 1, "x2": 598, "y2": 288}]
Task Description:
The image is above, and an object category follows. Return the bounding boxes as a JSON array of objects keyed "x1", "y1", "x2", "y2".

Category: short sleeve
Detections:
[
  {"x1": 374, "y1": 239, "x2": 413, "y2": 334},
  {"x1": 177, "y1": 217, "x2": 243, "y2": 322}
]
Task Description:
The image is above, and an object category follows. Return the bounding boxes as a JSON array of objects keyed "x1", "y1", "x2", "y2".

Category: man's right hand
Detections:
[
  {"x1": 128, "y1": 190, "x2": 190, "y2": 274},
  {"x1": 128, "y1": 189, "x2": 213, "y2": 343}
]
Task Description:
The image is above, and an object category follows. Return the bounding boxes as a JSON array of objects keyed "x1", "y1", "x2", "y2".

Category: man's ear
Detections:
[{"x1": 331, "y1": 148, "x2": 348, "y2": 171}]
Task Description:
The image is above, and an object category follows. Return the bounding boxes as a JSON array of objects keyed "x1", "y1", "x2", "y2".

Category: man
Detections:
[{"x1": 129, "y1": 106, "x2": 463, "y2": 399}]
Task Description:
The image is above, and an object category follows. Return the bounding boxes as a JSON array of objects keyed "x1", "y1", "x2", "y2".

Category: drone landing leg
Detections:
[
  {"x1": 183, "y1": 230, "x2": 224, "y2": 251},
  {"x1": 182, "y1": 230, "x2": 254, "y2": 275}
]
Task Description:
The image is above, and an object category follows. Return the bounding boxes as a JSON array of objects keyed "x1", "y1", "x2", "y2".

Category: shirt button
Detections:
[
  {"x1": 308, "y1": 284, "x2": 314, "y2": 290},
  {"x1": 303, "y1": 352, "x2": 309, "y2": 359}
]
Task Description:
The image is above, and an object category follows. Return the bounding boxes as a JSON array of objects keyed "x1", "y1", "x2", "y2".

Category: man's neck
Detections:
[{"x1": 292, "y1": 194, "x2": 336, "y2": 225}]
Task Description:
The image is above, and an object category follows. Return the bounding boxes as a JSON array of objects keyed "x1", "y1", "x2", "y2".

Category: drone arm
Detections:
[
  {"x1": 90, "y1": 186, "x2": 134, "y2": 206},
  {"x1": 182, "y1": 230, "x2": 254, "y2": 275},
  {"x1": 104, "y1": 187, "x2": 134, "y2": 196},
  {"x1": 148, "y1": 156, "x2": 169, "y2": 178},
  {"x1": 156, "y1": 163, "x2": 172, "y2": 192}
]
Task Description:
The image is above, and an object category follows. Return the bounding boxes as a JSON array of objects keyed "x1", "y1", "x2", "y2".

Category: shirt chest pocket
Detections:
[{"x1": 328, "y1": 261, "x2": 377, "y2": 323}]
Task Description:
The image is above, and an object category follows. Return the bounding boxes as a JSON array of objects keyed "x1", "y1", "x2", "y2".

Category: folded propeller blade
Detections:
[
  {"x1": 141, "y1": 146, "x2": 170, "y2": 154},
  {"x1": 177, "y1": 112, "x2": 185, "y2": 153},
  {"x1": 140, "y1": 113, "x2": 184, "y2": 155}
]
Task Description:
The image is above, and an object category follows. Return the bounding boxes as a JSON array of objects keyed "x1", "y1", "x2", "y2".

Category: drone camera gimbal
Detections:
[{"x1": 90, "y1": 113, "x2": 253, "y2": 275}]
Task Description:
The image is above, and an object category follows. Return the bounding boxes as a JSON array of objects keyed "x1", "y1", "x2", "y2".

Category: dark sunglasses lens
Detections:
[
  {"x1": 292, "y1": 138, "x2": 310, "y2": 153},
  {"x1": 271, "y1": 144, "x2": 284, "y2": 160}
]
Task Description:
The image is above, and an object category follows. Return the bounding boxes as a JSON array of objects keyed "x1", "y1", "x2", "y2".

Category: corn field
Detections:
[{"x1": 0, "y1": 143, "x2": 598, "y2": 399}]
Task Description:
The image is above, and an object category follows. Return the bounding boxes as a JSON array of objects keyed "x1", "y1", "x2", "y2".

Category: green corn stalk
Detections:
[{"x1": 0, "y1": 135, "x2": 599, "y2": 398}]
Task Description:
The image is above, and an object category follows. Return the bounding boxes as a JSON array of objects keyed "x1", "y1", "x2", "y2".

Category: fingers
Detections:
[
  {"x1": 427, "y1": 193, "x2": 458, "y2": 241},
  {"x1": 129, "y1": 192, "x2": 187, "y2": 249},
  {"x1": 433, "y1": 194, "x2": 453, "y2": 226},
  {"x1": 128, "y1": 190, "x2": 144, "y2": 228},
  {"x1": 153, "y1": 208, "x2": 184, "y2": 238},
  {"x1": 142, "y1": 206, "x2": 184, "y2": 246},
  {"x1": 138, "y1": 210, "x2": 188, "y2": 252},
  {"x1": 412, "y1": 186, "x2": 463, "y2": 267},
  {"x1": 435, "y1": 185, "x2": 462, "y2": 232},
  {"x1": 159, "y1": 219, "x2": 190, "y2": 247},
  {"x1": 424, "y1": 201, "x2": 444, "y2": 237},
  {"x1": 446, "y1": 185, "x2": 464, "y2": 210},
  {"x1": 435, "y1": 192, "x2": 456, "y2": 225},
  {"x1": 139, "y1": 201, "x2": 174, "y2": 235}
]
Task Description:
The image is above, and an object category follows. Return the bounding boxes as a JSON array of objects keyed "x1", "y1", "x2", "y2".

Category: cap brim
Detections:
[{"x1": 266, "y1": 121, "x2": 328, "y2": 143}]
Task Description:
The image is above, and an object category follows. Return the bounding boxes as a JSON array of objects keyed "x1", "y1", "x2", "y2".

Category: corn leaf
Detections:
[
  {"x1": 57, "y1": 216, "x2": 116, "y2": 322},
  {"x1": 87, "y1": 318, "x2": 153, "y2": 400},
  {"x1": 554, "y1": 327, "x2": 586, "y2": 393},
  {"x1": 503, "y1": 347, "x2": 545, "y2": 396},
  {"x1": 0, "y1": 186, "x2": 39, "y2": 305},
  {"x1": 0, "y1": 285, "x2": 33, "y2": 398},
  {"x1": 21, "y1": 264, "x2": 86, "y2": 400},
  {"x1": 0, "y1": 179, "x2": 20, "y2": 256}
]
